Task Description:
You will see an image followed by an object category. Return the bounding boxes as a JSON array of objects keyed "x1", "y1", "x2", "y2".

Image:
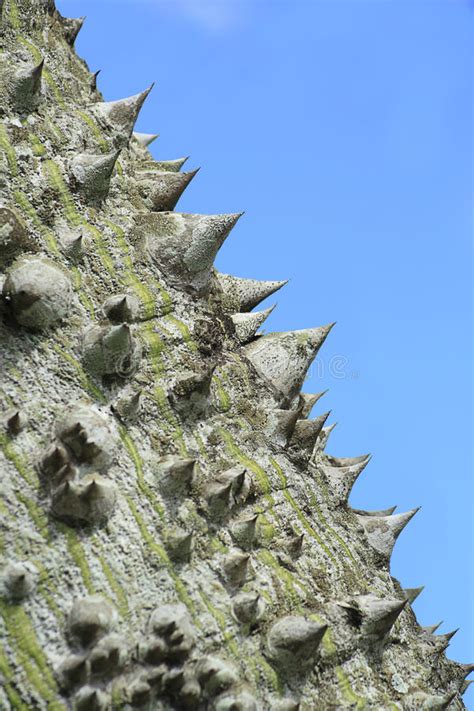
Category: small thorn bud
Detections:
[
  {"x1": 101, "y1": 293, "x2": 140, "y2": 323},
  {"x1": 5, "y1": 410, "x2": 24, "y2": 435},
  {"x1": 231, "y1": 591, "x2": 265, "y2": 625},
  {"x1": 155, "y1": 456, "x2": 196, "y2": 494},
  {"x1": 231, "y1": 514, "x2": 259, "y2": 551},
  {"x1": 267, "y1": 616, "x2": 327, "y2": 672},
  {"x1": 1, "y1": 561, "x2": 38, "y2": 600},
  {"x1": 166, "y1": 529, "x2": 194, "y2": 562},
  {"x1": 287, "y1": 533, "x2": 304, "y2": 558},
  {"x1": 222, "y1": 551, "x2": 251, "y2": 585}
]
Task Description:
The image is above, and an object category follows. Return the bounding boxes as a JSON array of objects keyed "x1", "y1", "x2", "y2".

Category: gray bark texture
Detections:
[{"x1": 0, "y1": 1, "x2": 470, "y2": 709}]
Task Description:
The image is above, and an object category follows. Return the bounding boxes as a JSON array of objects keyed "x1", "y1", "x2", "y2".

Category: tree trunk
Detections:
[{"x1": 0, "y1": 1, "x2": 469, "y2": 709}]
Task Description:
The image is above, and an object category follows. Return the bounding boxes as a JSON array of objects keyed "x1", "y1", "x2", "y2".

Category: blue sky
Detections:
[{"x1": 59, "y1": 0, "x2": 473, "y2": 698}]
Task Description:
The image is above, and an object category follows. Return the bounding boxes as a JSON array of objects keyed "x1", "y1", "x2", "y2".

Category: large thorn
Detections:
[
  {"x1": 459, "y1": 663, "x2": 474, "y2": 678},
  {"x1": 148, "y1": 157, "x2": 189, "y2": 173},
  {"x1": 61, "y1": 15, "x2": 86, "y2": 45},
  {"x1": 339, "y1": 595, "x2": 406, "y2": 642},
  {"x1": 422, "y1": 622, "x2": 443, "y2": 635},
  {"x1": 244, "y1": 325, "x2": 335, "y2": 403},
  {"x1": 290, "y1": 411, "x2": 331, "y2": 457},
  {"x1": 461, "y1": 680, "x2": 473, "y2": 695},
  {"x1": 133, "y1": 132, "x2": 159, "y2": 147},
  {"x1": 11, "y1": 59, "x2": 44, "y2": 111},
  {"x1": 141, "y1": 169, "x2": 199, "y2": 212},
  {"x1": 71, "y1": 150, "x2": 121, "y2": 201},
  {"x1": 421, "y1": 693, "x2": 458, "y2": 710},
  {"x1": 435, "y1": 629, "x2": 459, "y2": 651},
  {"x1": 263, "y1": 409, "x2": 300, "y2": 448},
  {"x1": 295, "y1": 390, "x2": 328, "y2": 419},
  {"x1": 319, "y1": 455, "x2": 371, "y2": 506},
  {"x1": 404, "y1": 586, "x2": 424, "y2": 604},
  {"x1": 312, "y1": 422, "x2": 337, "y2": 457},
  {"x1": 90, "y1": 70, "x2": 100, "y2": 92},
  {"x1": 356, "y1": 508, "x2": 420, "y2": 560},
  {"x1": 94, "y1": 85, "x2": 154, "y2": 144},
  {"x1": 267, "y1": 616, "x2": 327, "y2": 672},
  {"x1": 132, "y1": 212, "x2": 242, "y2": 293},
  {"x1": 216, "y1": 272, "x2": 288, "y2": 312},
  {"x1": 324, "y1": 454, "x2": 371, "y2": 467},
  {"x1": 231, "y1": 305, "x2": 275, "y2": 344},
  {"x1": 352, "y1": 506, "x2": 397, "y2": 517},
  {"x1": 231, "y1": 514, "x2": 258, "y2": 551}
]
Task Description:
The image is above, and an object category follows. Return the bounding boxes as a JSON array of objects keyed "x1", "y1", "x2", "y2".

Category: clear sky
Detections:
[{"x1": 59, "y1": 0, "x2": 473, "y2": 701}]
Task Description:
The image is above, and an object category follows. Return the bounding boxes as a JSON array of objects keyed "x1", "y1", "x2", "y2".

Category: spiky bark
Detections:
[{"x1": 0, "y1": 2, "x2": 470, "y2": 709}]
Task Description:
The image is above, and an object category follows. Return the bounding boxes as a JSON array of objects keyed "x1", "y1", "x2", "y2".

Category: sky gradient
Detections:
[{"x1": 58, "y1": 0, "x2": 473, "y2": 702}]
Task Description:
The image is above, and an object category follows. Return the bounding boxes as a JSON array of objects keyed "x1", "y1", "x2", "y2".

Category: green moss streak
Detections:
[
  {"x1": 8, "y1": 0, "x2": 20, "y2": 28},
  {"x1": 82, "y1": 222, "x2": 116, "y2": 277},
  {"x1": 219, "y1": 429, "x2": 273, "y2": 497},
  {"x1": 0, "y1": 601, "x2": 65, "y2": 707},
  {"x1": 247, "y1": 654, "x2": 283, "y2": 695},
  {"x1": 75, "y1": 110, "x2": 109, "y2": 152},
  {"x1": 119, "y1": 429, "x2": 165, "y2": 520},
  {"x1": 198, "y1": 590, "x2": 239, "y2": 657},
  {"x1": 0, "y1": 647, "x2": 33, "y2": 710},
  {"x1": 153, "y1": 280, "x2": 174, "y2": 314},
  {"x1": 13, "y1": 190, "x2": 60, "y2": 254},
  {"x1": 0, "y1": 433, "x2": 36, "y2": 488},
  {"x1": 28, "y1": 133, "x2": 46, "y2": 157},
  {"x1": 15, "y1": 491, "x2": 49, "y2": 541},
  {"x1": 269, "y1": 458, "x2": 338, "y2": 566},
  {"x1": 34, "y1": 562, "x2": 63, "y2": 621},
  {"x1": 51, "y1": 344, "x2": 105, "y2": 402},
  {"x1": 97, "y1": 554, "x2": 129, "y2": 618},
  {"x1": 141, "y1": 323, "x2": 165, "y2": 373},
  {"x1": 308, "y1": 487, "x2": 357, "y2": 565},
  {"x1": 102, "y1": 219, "x2": 158, "y2": 317},
  {"x1": 335, "y1": 667, "x2": 367, "y2": 709},
  {"x1": 164, "y1": 315, "x2": 197, "y2": 352},
  {"x1": 0, "y1": 125, "x2": 19, "y2": 176},
  {"x1": 126, "y1": 497, "x2": 197, "y2": 617},
  {"x1": 258, "y1": 549, "x2": 307, "y2": 602},
  {"x1": 43, "y1": 160, "x2": 81, "y2": 228},
  {"x1": 58, "y1": 524, "x2": 95, "y2": 594},
  {"x1": 212, "y1": 374, "x2": 231, "y2": 412}
]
